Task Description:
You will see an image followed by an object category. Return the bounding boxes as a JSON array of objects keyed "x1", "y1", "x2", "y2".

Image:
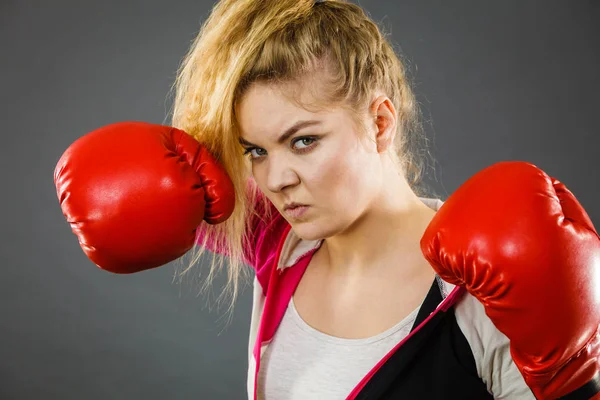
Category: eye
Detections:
[
  {"x1": 293, "y1": 137, "x2": 316, "y2": 150},
  {"x1": 243, "y1": 147, "x2": 266, "y2": 160},
  {"x1": 291, "y1": 136, "x2": 319, "y2": 154}
]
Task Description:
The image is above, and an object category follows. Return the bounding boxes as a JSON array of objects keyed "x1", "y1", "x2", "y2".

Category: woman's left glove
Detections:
[{"x1": 421, "y1": 161, "x2": 600, "y2": 400}]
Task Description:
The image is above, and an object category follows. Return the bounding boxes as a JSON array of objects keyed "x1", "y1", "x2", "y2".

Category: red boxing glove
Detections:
[
  {"x1": 421, "y1": 161, "x2": 600, "y2": 399},
  {"x1": 54, "y1": 121, "x2": 235, "y2": 274}
]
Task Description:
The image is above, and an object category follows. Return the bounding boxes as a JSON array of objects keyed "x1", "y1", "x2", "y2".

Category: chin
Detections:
[{"x1": 289, "y1": 220, "x2": 338, "y2": 242}]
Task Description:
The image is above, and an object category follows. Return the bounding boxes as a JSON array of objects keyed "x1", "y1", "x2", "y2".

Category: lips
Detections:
[
  {"x1": 283, "y1": 204, "x2": 310, "y2": 219},
  {"x1": 284, "y1": 202, "x2": 307, "y2": 211}
]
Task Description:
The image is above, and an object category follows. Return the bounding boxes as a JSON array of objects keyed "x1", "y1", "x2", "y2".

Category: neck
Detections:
[{"x1": 319, "y1": 168, "x2": 437, "y2": 279}]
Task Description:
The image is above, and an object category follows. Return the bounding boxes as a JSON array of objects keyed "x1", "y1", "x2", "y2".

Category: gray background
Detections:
[{"x1": 2, "y1": 0, "x2": 599, "y2": 398}]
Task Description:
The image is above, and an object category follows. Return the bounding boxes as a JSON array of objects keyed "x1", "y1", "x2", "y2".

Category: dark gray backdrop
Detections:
[{"x1": 2, "y1": 0, "x2": 599, "y2": 398}]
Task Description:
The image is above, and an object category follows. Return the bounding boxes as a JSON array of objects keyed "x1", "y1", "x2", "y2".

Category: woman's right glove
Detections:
[{"x1": 54, "y1": 121, "x2": 235, "y2": 273}]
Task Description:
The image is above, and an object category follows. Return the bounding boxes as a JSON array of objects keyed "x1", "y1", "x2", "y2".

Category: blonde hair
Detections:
[{"x1": 170, "y1": 0, "x2": 433, "y2": 315}]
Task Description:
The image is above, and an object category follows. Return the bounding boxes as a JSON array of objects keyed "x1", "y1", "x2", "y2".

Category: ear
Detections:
[{"x1": 370, "y1": 95, "x2": 397, "y2": 153}]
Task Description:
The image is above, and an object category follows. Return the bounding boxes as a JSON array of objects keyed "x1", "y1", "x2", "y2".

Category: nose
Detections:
[{"x1": 265, "y1": 153, "x2": 300, "y2": 193}]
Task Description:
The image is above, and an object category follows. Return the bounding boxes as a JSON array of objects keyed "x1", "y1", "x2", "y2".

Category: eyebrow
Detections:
[{"x1": 238, "y1": 120, "x2": 322, "y2": 147}]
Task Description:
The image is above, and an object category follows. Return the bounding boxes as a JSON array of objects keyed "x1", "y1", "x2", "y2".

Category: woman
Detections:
[
  {"x1": 170, "y1": 0, "x2": 534, "y2": 398},
  {"x1": 55, "y1": 0, "x2": 599, "y2": 398}
]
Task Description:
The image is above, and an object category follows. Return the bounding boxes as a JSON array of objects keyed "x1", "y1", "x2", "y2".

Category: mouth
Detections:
[{"x1": 283, "y1": 204, "x2": 310, "y2": 219}]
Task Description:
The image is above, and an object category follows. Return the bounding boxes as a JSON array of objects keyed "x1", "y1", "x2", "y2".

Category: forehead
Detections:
[
  {"x1": 237, "y1": 83, "x2": 308, "y2": 122},
  {"x1": 237, "y1": 84, "x2": 322, "y2": 140},
  {"x1": 235, "y1": 79, "x2": 365, "y2": 144}
]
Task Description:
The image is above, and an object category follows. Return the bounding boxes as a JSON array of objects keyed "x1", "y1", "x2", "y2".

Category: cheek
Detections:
[{"x1": 307, "y1": 145, "x2": 377, "y2": 211}]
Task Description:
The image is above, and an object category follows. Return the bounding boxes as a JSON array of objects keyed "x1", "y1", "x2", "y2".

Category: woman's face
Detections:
[{"x1": 236, "y1": 82, "x2": 385, "y2": 241}]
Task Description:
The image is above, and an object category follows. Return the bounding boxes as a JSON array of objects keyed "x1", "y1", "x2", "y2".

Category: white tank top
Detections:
[{"x1": 257, "y1": 296, "x2": 419, "y2": 400}]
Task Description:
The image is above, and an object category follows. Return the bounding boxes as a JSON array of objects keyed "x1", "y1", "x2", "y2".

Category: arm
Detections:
[{"x1": 454, "y1": 291, "x2": 535, "y2": 399}]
